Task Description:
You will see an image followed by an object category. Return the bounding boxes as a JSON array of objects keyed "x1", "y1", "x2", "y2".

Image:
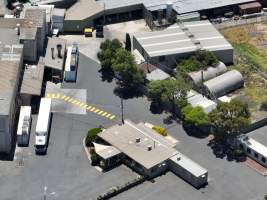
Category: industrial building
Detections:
[
  {"x1": 96, "y1": 120, "x2": 208, "y2": 188},
  {"x1": 238, "y1": 126, "x2": 267, "y2": 168},
  {"x1": 133, "y1": 20, "x2": 234, "y2": 67},
  {"x1": 0, "y1": 37, "x2": 24, "y2": 153},
  {"x1": 22, "y1": 8, "x2": 46, "y2": 55},
  {"x1": 203, "y1": 70, "x2": 244, "y2": 99},
  {"x1": 63, "y1": 0, "x2": 262, "y2": 32}
]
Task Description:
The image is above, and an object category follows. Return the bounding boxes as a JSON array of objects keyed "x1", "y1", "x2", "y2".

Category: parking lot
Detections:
[{"x1": 0, "y1": 31, "x2": 266, "y2": 200}]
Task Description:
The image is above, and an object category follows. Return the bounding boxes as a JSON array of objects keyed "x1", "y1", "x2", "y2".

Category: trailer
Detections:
[
  {"x1": 17, "y1": 106, "x2": 32, "y2": 146},
  {"x1": 64, "y1": 46, "x2": 78, "y2": 82},
  {"x1": 35, "y1": 98, "x2": 52, "y2": 154}
]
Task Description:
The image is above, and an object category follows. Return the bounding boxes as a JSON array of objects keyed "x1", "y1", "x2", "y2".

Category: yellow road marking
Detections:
[
  {"x1": 101, "y1": 112, "x2": 108, "y2": 116},
  {"x1": 65, "y1": 96, "x2": 70, "y2": 101},
  {"x1": 79, "y1": 102, "x2": 85, "y2": 107},
  {"x1": 61, "y1": 95, "x2": 67, "y2": 100},
  {"x1": 105, "y1": 114, "x2": 111, "y2": 118},
  {"x1": 46, "y1": 93, "x2": 51, "y2": 98},
  {"x1": 51, "y1": 93, "x2": 56, "y2": 98},
  {"x1": 97, "y1": 111, "x2": 104, "y2": 115},
  {"x1": 86, "y1": 105, "x2": 92, "y2": 109},
  {"x1": 90, "y1": 107, "x2": 96, "y2": 112},
  {"x1": 55, "y1": 94, "x2": 60, "y2": 99},
  {"x1": 68, "y1": 98, "x2": 74, "y2": 102},
  {"x1": 109, "y1": 115, "x2": 115, "y2": 120},
  {"x1": 94, "y1": 109, "x2": 100, "y2": 113},
  {"x1": 75, "y1": 101, "x2": 80, "y2": 105}
]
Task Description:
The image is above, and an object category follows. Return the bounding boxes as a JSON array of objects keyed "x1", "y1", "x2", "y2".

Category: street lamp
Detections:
[{"x1": 121, "y1": 97, "x2": 124, "y2": 124}]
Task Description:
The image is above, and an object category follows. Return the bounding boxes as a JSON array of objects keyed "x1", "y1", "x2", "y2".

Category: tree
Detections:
[
  {"x1": 209, "y1": 99, "x2": 250, "y2": 140},
  {"x1": 147, "y1": 77, "x2": 190, "y2": 114},
  {"x1": 85, "y1": 128, "x2": 102, "y2": 147},
  {"x1": 182, "y1": 105, "x2": 210, "y2": 127},
  {"x1": 125, "y1": 33, "x2": 131, "y2": 51},
  {"x1": 264, "y1": 194, "x2": 267, "y2": 200},
  {"x1": 98, "y1": 39, "x2": 122, "y2": 71},
  {"x1": 112, "y1": 48, "x2": 145, "y2": 89},
  {"x1": 195, "y1": 50, "x2": 219, "y2": 69}
]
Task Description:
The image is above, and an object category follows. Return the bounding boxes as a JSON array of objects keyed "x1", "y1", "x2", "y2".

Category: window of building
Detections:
[
  {"x1": 262, "y1": 157, "x2": 266, "y2": 163},
  {"x1": 247, "y1": 148, "x2": 251, "y2": 154},
  {"x1": 254, "y1": 152, "x2": 258, "y2": 158}
]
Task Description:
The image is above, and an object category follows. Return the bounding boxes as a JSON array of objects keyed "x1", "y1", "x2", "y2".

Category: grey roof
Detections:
[
  {"x1": 170, "y1": 153, "x2": 207, "y2": 177},
  {"x1": 98, "y1": 120, "x2": 178, "y2": 169},
  {"x1": 97, "y1": 0, "x2": 254, "y2": 14},
  {"x1": 133, "y1": 20, "x2": 232, "y2": 58},
  {"x1": 0, "y1": 28, "x2": 20, "y2": 45},
  {"x1": 20, "y1": 27, "x2": 37, "y2": 40},
  {"x1": 44, "y1": 37, "x2": 66, "y2": 70},
  {"x1": 23, "y1": 8, "x2": 46, "y2": 28},
  {"x1": 203, "y1": 70, "x2": 244, "y2": 98},
  {"x1": 65, "y1": 0, "x2": 103, "y2": 20},
  {"x1": 0, "y1": 48, "x2": 23, "y2": 115},
  {"x1": 248, "y1": 126, "x2": 267, "y2": 147},
  {"x1": 20, "y1": 58, "x2": 45, "y2": 96},
  {"x1": 187, "y1": 61, "x2": 227, "y2": 84},
  {"x1": 52, "y1": 8, "x2": 66, "y2": 17}
]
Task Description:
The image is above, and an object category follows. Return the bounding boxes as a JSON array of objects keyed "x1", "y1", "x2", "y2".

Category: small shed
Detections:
[
  {"x1": 203, "y1": 70, "x2": 244, "y2": 99},
  {"x1": 187, "y1": 61, "x2": 227, "y2": 85}
]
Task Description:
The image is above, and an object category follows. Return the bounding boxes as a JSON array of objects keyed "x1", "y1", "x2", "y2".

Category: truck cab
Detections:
[{"x1": 35, "y1": 134, "x2": 47, "y2": 154}]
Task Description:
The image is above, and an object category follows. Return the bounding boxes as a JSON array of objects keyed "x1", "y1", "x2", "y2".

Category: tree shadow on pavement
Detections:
[
  {"x1": 207, "y1": 139, "x2": 246, "y2": 162},
  {"x1": 113, "y1": 85, "x2": 145, "y2": 99},
  {"x1": 182, "y1": 123, "x2": 209, "y2": 139},
  {"x1": 99, "y1": 69, "x2": 114, "y2": 83}
]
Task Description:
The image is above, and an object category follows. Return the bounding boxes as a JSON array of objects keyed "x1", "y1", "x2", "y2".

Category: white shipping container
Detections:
[{"x1": 17, "y1": 106, "x2": 32, "y2": 146}]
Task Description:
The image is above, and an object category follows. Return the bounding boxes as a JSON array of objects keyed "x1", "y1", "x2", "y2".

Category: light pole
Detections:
[
  {"x1": 43, "y1": 186, "x2": 47, "y2": 200},
  {"x1": 121, "y1": 97, "x2": 124, "y2": 124}
]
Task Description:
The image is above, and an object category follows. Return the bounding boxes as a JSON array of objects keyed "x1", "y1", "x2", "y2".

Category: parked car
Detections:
[{"x1": 84, "y1": 27, "x2": 93, "y2": 37}]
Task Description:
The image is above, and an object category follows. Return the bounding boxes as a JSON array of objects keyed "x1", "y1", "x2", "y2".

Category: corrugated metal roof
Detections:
[
  {"x1": 133, "y1": 20, "x2": 232, "y2": 58},
  {"x1": 203, "y1": 70, "x2": 244, "y2": 98},
  {"x1": 97, "y1": 0, "x2": 255, "y2": 14}
]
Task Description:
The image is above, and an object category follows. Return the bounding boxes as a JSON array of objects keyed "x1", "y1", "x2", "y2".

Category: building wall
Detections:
[
  {"x1": 238, "y1": 140, "x2": 267, "y2": 168},
  {"x1": 21, "y1": 39, "x2": 37, "y2": 62},
  {"x1": 212, "y1": 48, "x2": 234, "y2": 65}
]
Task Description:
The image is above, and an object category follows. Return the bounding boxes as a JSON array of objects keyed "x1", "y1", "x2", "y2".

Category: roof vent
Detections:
[
  {"x1": 177, "y1": 157, "x2": 181, "y2": 161},
  {"x1": 147, "y1": 145, "x2": 152, "y2": 151},
  {"x1": 16, "y1": 24, "x2": 20, "y2": 35},
  {"x1": 136, "y1": 137, "x2": 141, "y2": 143}
]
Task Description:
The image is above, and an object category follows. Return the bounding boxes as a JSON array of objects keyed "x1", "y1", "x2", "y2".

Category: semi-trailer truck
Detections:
[
  {"x1": 17, "y1": 106, "x2": 32, "y2": 146},
  {"x1": 35, "y1": 98, "x2": 52, "y2": 154}
]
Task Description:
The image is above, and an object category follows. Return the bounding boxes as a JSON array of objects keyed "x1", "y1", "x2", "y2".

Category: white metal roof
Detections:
[
  {"x1": 133, "y1": 20, "x2": 232, "y2": 58},
  {"x1": 170, "y1": 153, "x2": 208, "y2": 177},
  {"x1": 17, "y1": 106, "x2": 31, "y2": 135},
  {"x1": 97, "y1": 0, "x2": 254, "y2": 14},
  {"x1": 246, "y1": 138, "x2": 267, "y2": 159}
]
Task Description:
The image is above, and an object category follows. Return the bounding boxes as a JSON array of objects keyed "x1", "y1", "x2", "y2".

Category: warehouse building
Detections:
[
  {"x1": 63, "y1": 0, "x2": 259, "y2": 32},
  {"x1": 97, "y1": 120, "x2": 208, "y2": 188},
  {"x1": 203, "y1": 70, "x2": 244, "y2": 99},
  {"x1": 0, "y1": 39, "x2": 24, "y2": 153},
  {"x1": 133, "y1": 20, "x2": 234, "y2": 67}
]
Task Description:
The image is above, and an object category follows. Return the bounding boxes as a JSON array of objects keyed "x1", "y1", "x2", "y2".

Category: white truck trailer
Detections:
[
  {"x1": 35, "y1": 98, "x2": 52, "y2": 154},
  {"x1": 17, "y1": 106, "x2": 32, "y2": 146}
]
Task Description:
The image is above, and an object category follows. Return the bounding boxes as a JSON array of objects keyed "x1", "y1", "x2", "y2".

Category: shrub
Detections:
[
  {"x1": 264, "y1": 194, "x2": 267, "y2": 200},
  {"x1": 85, "y1": 128, "x2": 102, "y2": 147},
  {"x1": 233, "y1": 148, "x2": 244, "y2": 157},
  {"x1": 182, "y1": 105, "x2": 210, "y2": 127},
  {"x1": 152, "y1": 125, "x2": 168, "y2": 136},
  {"x1": 91, "y1": 153, "x2": 99, "y2": 166},
  {"x1": 260, "y1": 101, "x2": 267, "y2": 111}
]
